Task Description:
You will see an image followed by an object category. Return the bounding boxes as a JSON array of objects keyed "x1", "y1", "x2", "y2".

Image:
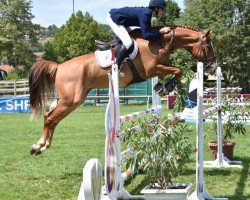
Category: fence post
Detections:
[{"x1": 14, "y1": 80, "x2": 17, "y2": 97}]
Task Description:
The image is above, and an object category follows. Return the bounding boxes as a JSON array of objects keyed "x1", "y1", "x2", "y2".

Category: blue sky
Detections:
[{"x1": 31, "y1": 0, "x2": 184, "y2": 27}]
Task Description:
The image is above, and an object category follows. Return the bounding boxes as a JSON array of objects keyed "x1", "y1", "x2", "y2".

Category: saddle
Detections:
[
  {"x1": 95, "y1": 37, "x2": 122, "y2": 51},
  {"x1": 95, "y1": 38, "x2": 143, "y2": 84}
]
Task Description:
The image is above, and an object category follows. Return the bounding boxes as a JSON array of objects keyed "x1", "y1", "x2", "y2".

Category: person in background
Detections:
[{"x1": 107, "y1": 0, "x2": 171, "y2": 76}]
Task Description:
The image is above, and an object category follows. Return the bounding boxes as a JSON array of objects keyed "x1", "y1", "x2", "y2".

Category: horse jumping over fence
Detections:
[{"x1": 29, "y1": 25, "x2": 217, "y2": 155}]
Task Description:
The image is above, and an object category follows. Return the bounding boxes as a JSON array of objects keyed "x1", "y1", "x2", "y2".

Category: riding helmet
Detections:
[{"x1": 149, "y1": 0, "x2": 167, "y2": 9}]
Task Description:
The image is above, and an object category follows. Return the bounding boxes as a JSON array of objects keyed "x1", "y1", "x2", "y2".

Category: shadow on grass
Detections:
[
  {"x1": 123, "y1": 172, "x2": 149, "y2": 195},
  {"x1": 121, "y1": 156, "x2": 249, "y2": 200},
  {"x1": 204, "y1": 156, "x2": 250, "y2": 200},
  {"x1": 60, "y1": 171, "x2": 82, "y2": 180},
  {"x1": 229, "y1": 156, "x2": 250, "y2": 200}
]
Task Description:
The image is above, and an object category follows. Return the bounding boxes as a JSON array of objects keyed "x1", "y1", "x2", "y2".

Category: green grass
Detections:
[{"x1": 0, "y1": 104, "x2": 249, "y2": 200}]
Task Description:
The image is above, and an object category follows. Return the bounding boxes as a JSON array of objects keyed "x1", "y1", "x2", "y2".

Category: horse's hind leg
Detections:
[
  {"x1": 30, "y1": 110, "x2": 56, "y2": 155},
  {"x1": 30, "y1": 91, "x2": 88, "y2": 155}
]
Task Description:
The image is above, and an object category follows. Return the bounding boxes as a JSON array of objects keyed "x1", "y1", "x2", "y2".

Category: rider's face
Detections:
[
  {"x1": 153, "y1": 8, "x2": 165, "y2": 18},
  {"x1": 155, "y1": 7, "x2": 165, "y2": 18}
]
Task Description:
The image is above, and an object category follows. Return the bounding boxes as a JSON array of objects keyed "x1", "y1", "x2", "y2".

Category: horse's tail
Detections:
[{"x1": 29, "y1": 59, "x2": 58, "y2": 117}]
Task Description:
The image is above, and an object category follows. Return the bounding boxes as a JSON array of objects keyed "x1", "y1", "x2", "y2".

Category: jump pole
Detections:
[
  {"x1": 77, "y1": 48, "x2": 162, "y2": 199},
  {"x1": 189, "y1": 62, "x2": 228, "y2": 200},
  {"x1": 204, "y1": 66, "x2": 242, "y2": 168},
  {"x1": 102, "y1": 53, "x2": 161, "y2": 199}
]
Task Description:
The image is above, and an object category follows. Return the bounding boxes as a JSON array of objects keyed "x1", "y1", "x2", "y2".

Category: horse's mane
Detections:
[
  {"x1": 163, "y1": 24, "x2": 199, "y2": 31},
  {"x1": 130, "y1": 24, "x2": 199, "y2": 37}
]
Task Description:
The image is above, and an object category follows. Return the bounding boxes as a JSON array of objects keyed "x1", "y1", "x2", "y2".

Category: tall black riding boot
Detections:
[{"x1": 116, "y1": 45, "x2": 128, "y2": 77}]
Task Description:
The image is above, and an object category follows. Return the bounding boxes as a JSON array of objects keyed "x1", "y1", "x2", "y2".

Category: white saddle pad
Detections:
[
  {"x1": 95, "y1": 41, "x2": 138, "y2": 68},
  {"x1": 95, "y1": 49, "x2": 114, "y2": 68}
]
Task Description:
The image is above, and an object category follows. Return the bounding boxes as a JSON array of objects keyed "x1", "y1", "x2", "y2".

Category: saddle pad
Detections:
[
  {"x1": 95, "y1": 41, "x2": 138, "y2": 68},
  {"x1": 95, "y1": 49, "x2": 114, "y2": 68}
]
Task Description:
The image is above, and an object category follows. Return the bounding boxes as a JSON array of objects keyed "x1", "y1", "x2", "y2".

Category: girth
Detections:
[{"x1": 126, "y1": 59, "x2": 145, "y2": 85}]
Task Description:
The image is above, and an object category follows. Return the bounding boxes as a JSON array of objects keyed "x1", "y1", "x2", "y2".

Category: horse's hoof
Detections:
[
  {"x1": 35, "y1": 151, "x2": 42, "y2": 156},
  {"x1": 30, "y1": 147, "x2": 37, "y2": 155}
]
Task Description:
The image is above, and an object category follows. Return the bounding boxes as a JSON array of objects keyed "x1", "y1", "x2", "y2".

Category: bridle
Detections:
[{"x1": 161, "y1": 29, "x2": 216, "y2": 69}]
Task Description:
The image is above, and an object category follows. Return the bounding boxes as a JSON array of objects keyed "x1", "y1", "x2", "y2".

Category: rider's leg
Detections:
[
  {"x1": 115, "y1": 45, "x2": 128, "y2": 67},
  {"x1": 107, "y1": 15, "x2": 133, "y2": 76},
  {"x1": 116, "y1": 42, "x2": 135, "y2": 67}
]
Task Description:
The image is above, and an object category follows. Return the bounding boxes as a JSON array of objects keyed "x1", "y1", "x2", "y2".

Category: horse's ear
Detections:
[{"x1": 204, "y1": 30, "x2": 211, "y2": 37}]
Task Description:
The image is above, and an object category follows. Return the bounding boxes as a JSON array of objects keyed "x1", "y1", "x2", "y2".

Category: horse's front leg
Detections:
[
  {"x1": 153, "y1": 64, "x2": 183, "y2": 94},
  {"x1": 155, "y1": 64, "x2": 183, "y2": 79}
]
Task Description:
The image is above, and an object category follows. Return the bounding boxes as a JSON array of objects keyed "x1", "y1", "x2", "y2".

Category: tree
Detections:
[
  {"x1": 179, "y1": 0, "x2": 250, "y2": 93},
  {"x1": 164, "y1": 0, "x2": 181, "y2": 23},
  {"x1": 152, "y1": 0, "x2": 181, "y2": 26},
  {"x1": 38, "y1": 25, "x2": 59, "y2": 38},
  {"x1": 0, "y1": 0, "x2": 39, "y2": 77},
  {"x1": 43, "y1": 11, "x2": 114, "y2": 63}
]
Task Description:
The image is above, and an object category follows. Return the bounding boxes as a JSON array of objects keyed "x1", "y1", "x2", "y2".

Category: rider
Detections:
[{"x1": 107, "y1": 0, "x2": 171, "y2": 77}]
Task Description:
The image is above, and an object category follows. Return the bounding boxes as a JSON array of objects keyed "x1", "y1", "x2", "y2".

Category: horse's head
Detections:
[
  {"x1": 191, "y1": 30, "x2": 217, "y2": 75},
  {"x1": 160, "y1": 26, "x2": 217, "y2": 75}
]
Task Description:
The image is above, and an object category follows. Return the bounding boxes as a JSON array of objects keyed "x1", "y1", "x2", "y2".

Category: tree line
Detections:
[{"x1": 0, "y1": 0, "x2": 249, "y2": 93}]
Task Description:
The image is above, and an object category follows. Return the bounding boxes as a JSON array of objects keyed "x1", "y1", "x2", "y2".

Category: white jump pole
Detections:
[
  {"x1": 152, "y1": 76, "x2": 162, "y2": 118},
  {"x1": 196, "y1": 62, "x2": 212, "y2": 200},
  {"x1": 103, "y1": 55, "x2": 122, "y2": 199},
  {"x1": 79, "y1": 49, "x2": 161, "y2": 199},
  {"x1": 189, "y1": 62, "x2": 228, "y2": 200},
  {"x1": 204, "y1": 67, "x2": 242, "y2": 168},
  {"x1": 102, "y1": 58, "x2": 161, "y2": 199},
  {"x1": 216, "y1": 66, "x2": 223, "y2": 165}
]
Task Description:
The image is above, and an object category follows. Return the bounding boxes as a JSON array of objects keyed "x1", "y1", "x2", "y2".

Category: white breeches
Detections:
[{"x1": 107, "y1": 15, "x2": 133, "y2": 50}]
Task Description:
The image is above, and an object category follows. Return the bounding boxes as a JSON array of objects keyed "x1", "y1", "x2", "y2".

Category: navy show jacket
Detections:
[{"x1": 109, "y1": 7, "x2": 161, "y2": 40}]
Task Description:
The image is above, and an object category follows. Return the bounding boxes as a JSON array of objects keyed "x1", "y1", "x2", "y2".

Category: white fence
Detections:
[
  {"x1": 0, "y1": 79, "x2": 29, "y2": 97},
  {"x1": 0, "y1": 79, "x2": 153, "y2": 106}
]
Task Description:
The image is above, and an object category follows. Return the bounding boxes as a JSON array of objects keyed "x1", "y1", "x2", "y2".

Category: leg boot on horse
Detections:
[{"x1": 165, "y1": 76, "x2": 179, "y2": 92}]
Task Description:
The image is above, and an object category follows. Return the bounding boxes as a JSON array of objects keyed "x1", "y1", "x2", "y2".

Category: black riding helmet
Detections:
[{"x1": 149, "y1": 0, "x2": 167, "y2": 9}]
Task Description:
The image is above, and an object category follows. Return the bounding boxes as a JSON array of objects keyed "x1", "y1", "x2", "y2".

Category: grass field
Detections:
[{"x1": 0, "y1": 104, "x2": 249, "y2": 200}]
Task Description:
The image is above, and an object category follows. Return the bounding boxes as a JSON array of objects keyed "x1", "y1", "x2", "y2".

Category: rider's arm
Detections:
[{"x1": 139, "y1": 9, "x2": 161, "y2": 40}]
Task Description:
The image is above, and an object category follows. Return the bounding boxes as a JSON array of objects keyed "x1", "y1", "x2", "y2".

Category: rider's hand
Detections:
[{"x1": 160, "y1": 27, "x2": 171, "y2": 34}]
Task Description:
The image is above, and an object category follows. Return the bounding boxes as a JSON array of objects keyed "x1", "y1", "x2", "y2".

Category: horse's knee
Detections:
[
  {"x1": 62, "y1": 99, "x2": 82, "y2": 108},
  {"x1": 175, "y1": 68, "x2": 183, "y2": 79},
  {"x1": 66, "y1": 100, "x2": 82, "y2": 109},
  {"x1": 44, "y1": 114, "x2": 57, "y2": 128}
]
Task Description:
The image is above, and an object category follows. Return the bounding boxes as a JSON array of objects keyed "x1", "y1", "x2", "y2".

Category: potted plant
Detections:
[
  {"x1": 122, "y1": 116, "x2": 194, "y2": 200},
  {"x1": 206, "y1": 98, "x2": 248, "y2": 160}
]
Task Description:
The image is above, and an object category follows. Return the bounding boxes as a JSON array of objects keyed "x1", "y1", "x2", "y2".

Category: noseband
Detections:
[{"x1": 194, "y1": 32, "x2": 216, "y2": 68}]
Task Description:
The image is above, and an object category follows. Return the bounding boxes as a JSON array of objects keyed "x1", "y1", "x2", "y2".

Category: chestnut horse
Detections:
[{"x1": 29, "y1": 25, "x2": 216, "y2": 155}]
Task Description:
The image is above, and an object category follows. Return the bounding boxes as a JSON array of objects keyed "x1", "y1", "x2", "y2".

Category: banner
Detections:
[{"x1": 0, "y1": 97, "x2": 30, "y2": 113}]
